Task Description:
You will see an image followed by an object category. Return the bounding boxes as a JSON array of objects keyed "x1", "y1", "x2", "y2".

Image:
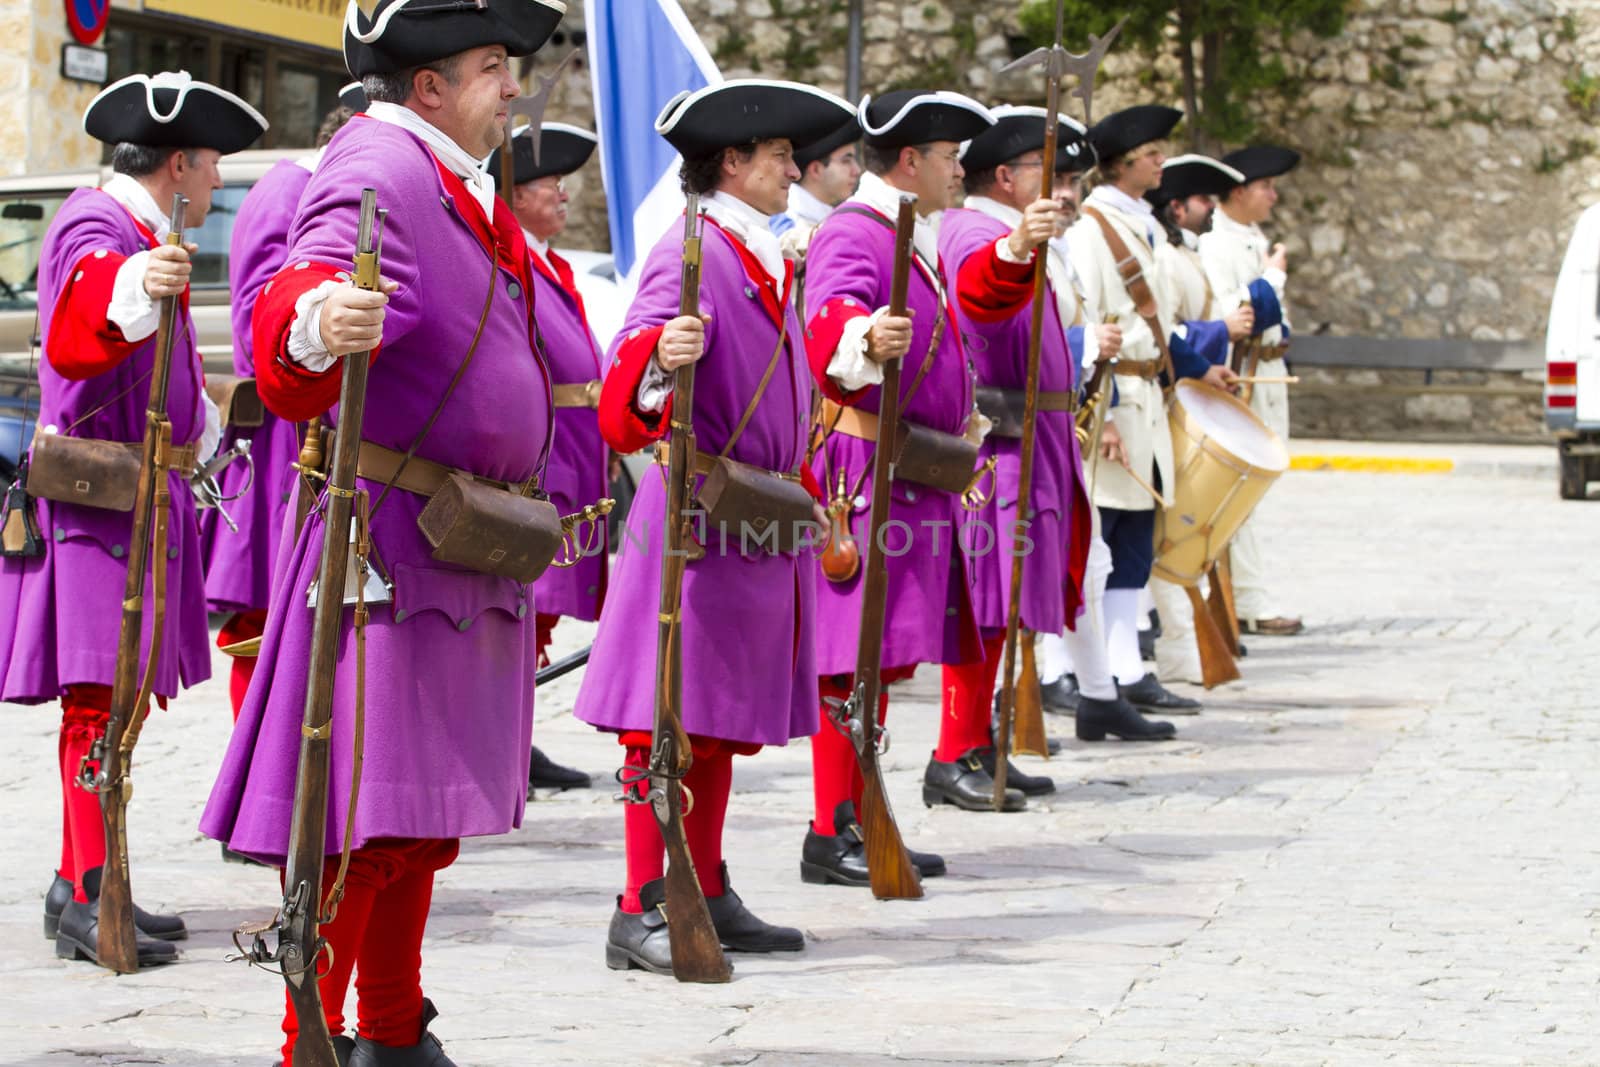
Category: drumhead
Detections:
[{"x1": 1175, "y1": 380, "x2": 1289, "y2": 471}]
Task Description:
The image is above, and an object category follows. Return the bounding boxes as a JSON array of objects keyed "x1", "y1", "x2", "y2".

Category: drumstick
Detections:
[
  {"x1": 1233, "y1": 375, "x2": 1299, "y2": 385},
  {"x1": 1120, "y1": 461, "x2": 1164, "y2": 505}
]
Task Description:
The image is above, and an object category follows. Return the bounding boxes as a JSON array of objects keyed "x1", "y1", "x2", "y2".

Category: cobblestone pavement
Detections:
[{"x1": 3, "y1": 450, "x2": 1597, "y2": 1066}]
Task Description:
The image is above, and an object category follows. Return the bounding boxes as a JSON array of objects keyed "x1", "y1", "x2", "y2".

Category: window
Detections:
[
  {"x1": 189, "y1": 183, "x2": 252, "y2": 289},
  {"x1": 0, "y1": 191, "x2": 74, "y2": 313}
]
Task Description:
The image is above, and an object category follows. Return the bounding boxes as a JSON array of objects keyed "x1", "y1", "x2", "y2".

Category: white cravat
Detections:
[
  {"x1": 366, "y1": 102, "x2": 497, "y2": 220},
  {"x1": 703, "y1": 190, "x2": 784, "y2": 287},
  {"x1": 1085, "y1": 183, "x2": 1159, "y2": 247},
  {"x1": 851, "y1": 171, "x2": 941, "y2": 278},
  {"x1": 785, "y1": 182, "x2": 832, "y2": 227}
]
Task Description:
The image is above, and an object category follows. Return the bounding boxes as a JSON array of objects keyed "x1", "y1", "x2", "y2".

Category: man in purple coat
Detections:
[
  {"x1": 200, "y1": 0, "x2": 563, "y2": 1059},
  {"x1": 937, "y1": 106, "x2": 1095, "y2": 798},
  {"x1": 484, "y1": 120, "x2": 605, "y2": 792},
  {"x1": 200, "y1": 95, "x2": 363, "y2": 725},
  {"x1": 802, "y1": 88, "x2": 1033, "y2": 890},
  {"x1": 0, "y1": 71, "x2": 264, "y2": 967},
  {"x1": 575, "y1": 79, "x2": 854, "y2": 975}
]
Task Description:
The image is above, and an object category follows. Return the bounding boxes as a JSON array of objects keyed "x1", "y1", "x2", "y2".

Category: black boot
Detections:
[
  {"x1": 800, "y1": 801, "x2": 945, "y2": 887},
  {"x1": 220, "y1": 842, "x2": 268, "y2": 867},
  {"x1": 348, "y1": 999, "x2": 455, "y2": 1066},
  {"x1": 707, "y1": 863, "x2": 803, "y2": 952},
  {"x1": 922, "y1": 751, "x2": 1026, "y2": 812},
  {"x1": 1118, "y1": 672, "x2": 1202, "y2": 715},
  {"x1": 54, "y1": 897, "x2": 178, "y2": 967},
  {"x1": 604, "y1": 879, "x2": 675, "y2": 975},
  {"x1": 45, "y1": 868, "x2": 188, "y2": 942},
  {"x1": 972, "y1": 745, "x2": 1055, "y2": 796},
  {"x1": 528, "y1": 745, "x2": 591, "y2": 793},
  {"x1": 334, "y1": 1035, "x2": 356, "y2": 1066},
  {"x1": 1039, "y1": 673, "x2": 1079, "y2": 714},
  {"x1": 1076, "y1": 695, "x2": 1177, "y2": 741}
]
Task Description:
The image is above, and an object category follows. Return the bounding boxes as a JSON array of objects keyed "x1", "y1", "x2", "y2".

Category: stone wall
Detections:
[
  {"x1": 541, "y1": 0, "x2": 1600, "y2": 355},
  {"x1": 0, "y1": 0, "x2": 104, "y2": 176}
]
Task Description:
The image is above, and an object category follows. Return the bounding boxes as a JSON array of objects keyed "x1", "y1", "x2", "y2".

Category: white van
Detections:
[{"x1": 1545, "y1": 203, "x2": 1600, "y2": 498}]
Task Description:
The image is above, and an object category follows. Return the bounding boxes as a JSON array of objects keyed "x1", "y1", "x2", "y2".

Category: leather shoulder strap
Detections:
[{"x1": 1082, "y1": 205, "x2": 1174, "y2": 395}]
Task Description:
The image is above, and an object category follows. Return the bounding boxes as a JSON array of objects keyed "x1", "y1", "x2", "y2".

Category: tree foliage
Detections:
[{"x1": 1019, "y1": 0, "x2": 1348, "y2": 148}]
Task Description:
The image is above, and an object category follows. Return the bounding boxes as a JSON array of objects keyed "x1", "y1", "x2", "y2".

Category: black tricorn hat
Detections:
[
  {"x1": 795, "y1": 116, "x2": 861, "y2": 169},
  {"x1": 1055, "y1": 114, "x2": 1095, "y2": 175},
  {"x1": 343, "y1": 0, "x2": 566, "y2": 78},
  {"x1": 486, "y1": 122, "x2": 597, "y2": 188},
  {"x1": 1146, "y1": 154, "x2": 1246, "y2": 209},
  {"x1": 858, "y1": 89, "x2": 994, "y2": 149},
  {"x1": 1220, "y1": 144, "x2": 1301, "y2": 184},
  {"x1": 1088, "y1": 104, "x2": 1182, "y2": 164},
  {"x1": 960, "y1": 104, "x2": 1087, "y2": 173},
  {"x1": 655, "y1": 79, "x2": 855, "y2": 159},
  {"x1": 338, "y1": 81, "x2": 370, "y2": 113},
  {"x1": 83, "y1": 72, "x2": 268, "y2": 154}
]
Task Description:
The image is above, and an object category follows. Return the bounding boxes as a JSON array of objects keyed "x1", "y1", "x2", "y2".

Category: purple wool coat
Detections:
[
  {"x1": 805, "y1": 202, "x2": 983, "y2": 676},
  {"x1": 201, "y1": 118, "x2": 553, "y2": 859},
  {"x1": 528, "y1": 248, "x2": 608, "y2": 621},
  {"x1": 0, "y1": 189, "x2": 211, "y2": 703},
  {"x1": 575, "y1": 219, "x2": 818, "y2": 746},
  {"x1": 939, "y1": 207, "x2": 1088, "y2": 637},
  {"x1": 199, "y1": 158, "x2": 311, "y2": 615}
]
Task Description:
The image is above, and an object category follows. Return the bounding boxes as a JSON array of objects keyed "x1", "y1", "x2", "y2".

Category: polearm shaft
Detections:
[
  {"x1": 92, "y1": 192, "x2": 188, "y2": 974},
  {"x1": 280, "y1": 188, "x2": 382, "y2": 1067}
]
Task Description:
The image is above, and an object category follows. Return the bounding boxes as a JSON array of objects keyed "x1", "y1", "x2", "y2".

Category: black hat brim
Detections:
[
  {"x1": 488, "y1": 122, "x2": 597, "y2": 188},
  {"x1": 338, "y1": 81, "x2": 369, "y2": 113},
  {"x1": 859, "y1": 90, "x2": 994, "y2": 148},
  {"x1": 656, "y1": 80, "x2": 855, "y2": 159},
  {"x1": 83, "y1": 74, "x2": 268, "y2": 154},
  {"x1": 1221, "y1": 144, "x2": 1301, "y2": 183},
  {"x1": 1148, "y1": 155, "x2": 1246, "y2": 208},
  {"x1": 344, "y1": 0, "x2": 566, "y2": 78},
  {"x1": 795, "y1": 117, "x2": 861, "y2": 169},
  {"x1": 1089, "y1": 105, "x2": 1183, "y2": 164},
  {"x1": 962, "y1": 106, "x2": 1088, "y2": 174}
]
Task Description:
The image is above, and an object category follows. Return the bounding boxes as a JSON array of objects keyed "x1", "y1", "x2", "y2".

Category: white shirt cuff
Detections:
[
  {"x1": 107, "y1": 250, "x2": 159, "y2": 343},
  {"x1": 826, "y1": 307, "x2": 888, "y2": 393},
  {"x1": 1080, "y1": 323, "x2": 1100, "y2": 373},
  {"x1": 995, "y1": 235, "x2": 1031, "y2": 265},
  {"x1": 197, "y1": 390, "x2": 221, "y2": 465},
  {"x1": 1263, "y1": 266, "x2": 1287, "y2": 293},
  {"x1": 637, "y1": 354, "x2": 673, "y2": 413},
  {"x1": 1262, "y1": 324, "x2": 1285, "y2": 347},
  {"x1": 286, "y1": 280, "x2": 343, "y2": 374}
]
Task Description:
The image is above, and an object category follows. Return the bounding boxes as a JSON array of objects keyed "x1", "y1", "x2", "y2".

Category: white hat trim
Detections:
[
  {"x1": 959, "y1": 104, "x2": 1089, "y2": 159},
  {"x1": 1163, "y1": 153, "x2": 1246, "y2": 183},
  {"x1": 82, "y1": 71, "x2": 268, "y2": 136},
  {"x1": 344, "y1": 0, "x2": 568, "y2": 45},
  {"x1": 654, "y1": 78, "x2": 853, "y2": 137},
  {"x1": 857, "y1": 90, "x2": 995, "y2": 138}
]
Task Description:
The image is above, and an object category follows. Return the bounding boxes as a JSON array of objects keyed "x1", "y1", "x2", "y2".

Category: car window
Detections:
[
  {"x1": 190, "y1": 183, "x2": 251, "y2": 289},
  {"x1": 0, "y1": 191, "x2": 73, "y2": 313}
]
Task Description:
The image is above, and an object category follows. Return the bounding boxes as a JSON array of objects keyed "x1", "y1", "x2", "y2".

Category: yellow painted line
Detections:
[{"x1": 1290, "y1": 455, "x2": 1455, "y2": 474}]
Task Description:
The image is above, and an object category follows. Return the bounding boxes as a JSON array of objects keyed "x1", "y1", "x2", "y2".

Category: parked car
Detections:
[{"x1": 1545, "y1": 203, "x2": 1600, "y2": 499}]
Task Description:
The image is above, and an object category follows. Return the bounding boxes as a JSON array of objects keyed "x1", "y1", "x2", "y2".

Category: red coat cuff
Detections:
[
  {"x1": 598, "y1": 324, "x2": 671, "y2": 454},
  {"x1": 252, "y1": 262, "x2": 378, "y2": 422},
  {"x1": 957, "y1": 240, "x2": 1034, "y2": 323},
  {"x1": 805, "y1": 298, "x2": 873, "y2": 407},
  {"x1": 46, "y1": 250, "x2": 150, "y2": 380},
  {"x1": 799, "y1": 462, "x2": 824, "y2": 504}
]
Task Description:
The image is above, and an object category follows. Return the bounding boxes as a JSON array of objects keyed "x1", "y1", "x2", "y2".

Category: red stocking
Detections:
[
  {"x1": 810, "y1": 675, "x2": 860, "y2": 836},
  {"x1": 619, "y1": 744, "x2": 663, "y2": 914},
  {"x1": 59, "y1": 685, "x2": 112, "y2": 902},
  {"x1": 681, "y1": 742, "x2": 731, "y2": 898},
  {"x1": 935, "y1": 631, "x2": 1005, "y2": 762},
  {"x1": 218, "y1": 610, "x2": 267, "y2": 723}
]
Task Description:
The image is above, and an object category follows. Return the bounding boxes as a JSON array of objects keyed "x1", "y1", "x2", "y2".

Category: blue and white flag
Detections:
[{"x1": 585, "y1": 0, "x2": 721, "y2": 286}]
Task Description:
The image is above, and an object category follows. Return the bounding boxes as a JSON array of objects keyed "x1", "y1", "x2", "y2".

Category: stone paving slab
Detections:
[{"x1": 2, "y1": 465, "x2": 1598, "y2": 1065}]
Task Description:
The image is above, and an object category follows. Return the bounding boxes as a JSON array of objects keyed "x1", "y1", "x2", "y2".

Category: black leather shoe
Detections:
[
  {"x1": 1076, "y1": 695, "x2": 1177, "y2": 741},
  {"x1": 605, "y1": 879, "x2": 674, "y2": 975},
  {"x1": 348, "y1": 998, "x2": 455, "y2": 1066},
  {"x1": 1119, "y1": 672, "x2": 1202, "y2": 714},
  {"x1": 45, "y1": 868, "x2": 188, "y2": 942},
  {"x1": 1039, "y1": 674, "x2": 1079, "y2": 714},
  {"x1": 334, "y1": 1035, "x2": 355, "y2": 1066},
  {"x1": 707, "y1": 864, "x2": 802, "y2": 953},
  {"x1": 54, "y1": 897, "x2": 178, "y2": 967},
  {"x1": 528, "y1": 745, "x2": 591, "y2": 792},
  {"x1": 801, "y1": 801, "x2": 945, "y2": 886},
  {"x1": 972, "y1": 745, "x2": 1055, "y2": 795},
  {"x1": 923, "y1": 751, "x2": 1026, "y2": 812},
  {"x1": 220, "y1": 842, "x2": 268, "y2": 867}
]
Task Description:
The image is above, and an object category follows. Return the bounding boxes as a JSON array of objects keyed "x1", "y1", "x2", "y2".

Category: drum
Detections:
[{"x1": 1152, "y1": 379, "x2": 1289, "y2": 587}]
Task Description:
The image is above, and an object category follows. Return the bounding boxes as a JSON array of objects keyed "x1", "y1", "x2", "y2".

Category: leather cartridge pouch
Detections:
[
  {"x1": 893, "y1": 420, "x2": 981, "y2": 495},
  {"x1": 973, "y1": 387, "x2": 1075, "y2": 439},
  {"x1": 415, "y1": 471, "x2": 563, "y2": 585},
  {"x1": 25, "y1": 434, "x2": 141, "y2": 512},
  {"x1": 206, "y1": 374, "x2": 264, "y2": 429},
  {"x1": 698, "y1": 456, "x2": 816, "y2": 555}
]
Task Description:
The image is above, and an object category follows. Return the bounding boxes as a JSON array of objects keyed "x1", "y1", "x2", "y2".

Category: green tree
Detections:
[{"x1": 1019, "y1": 0, "x2": 1347, "y2": 148}]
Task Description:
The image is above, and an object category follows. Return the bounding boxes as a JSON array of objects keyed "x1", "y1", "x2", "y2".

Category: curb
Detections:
[{"x1": 1289, "y1": 454, "x2": 1555, "y2": 479}]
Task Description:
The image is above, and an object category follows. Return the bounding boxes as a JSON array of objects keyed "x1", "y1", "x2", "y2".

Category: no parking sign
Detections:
[{"x1": 65, "y1": 0, "x2": 110, "y2": 46}]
